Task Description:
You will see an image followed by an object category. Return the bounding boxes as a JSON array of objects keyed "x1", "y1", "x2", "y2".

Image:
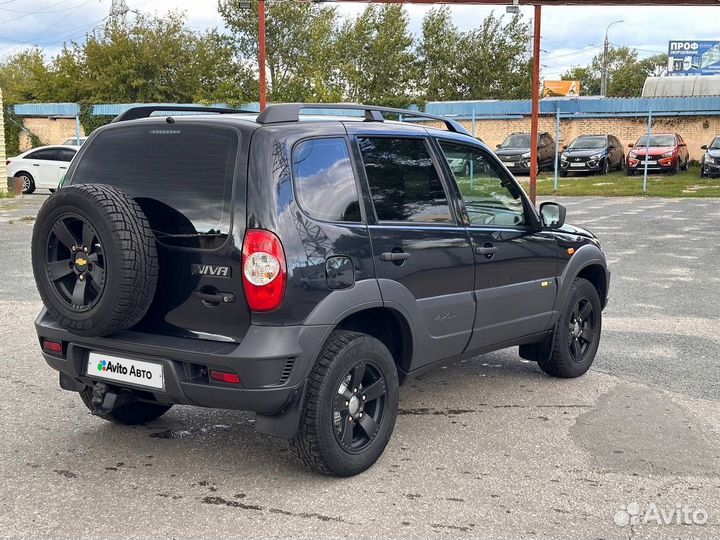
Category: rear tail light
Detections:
[{"x1": 241, "y1": 229, "x2": 287, "y2": 312}]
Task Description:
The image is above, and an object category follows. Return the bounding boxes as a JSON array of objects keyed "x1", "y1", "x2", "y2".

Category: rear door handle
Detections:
[
  {"x1": 380, "y1": 252, "x2": 411, "y2": 262},
  {"x1": 193, "y1": 291, "x2": 235, "y2": 304},
  {"x1": 33, "y1": 163, "x2": 40, "y2": 167}
]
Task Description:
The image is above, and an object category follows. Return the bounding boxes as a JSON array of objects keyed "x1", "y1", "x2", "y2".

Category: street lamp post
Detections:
[{"x1": 600, "y1": 19, "x2": 623, "y2": 97}]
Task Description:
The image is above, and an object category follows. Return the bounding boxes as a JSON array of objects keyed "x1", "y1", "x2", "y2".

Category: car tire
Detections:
[
  {"x1": 290, "y1": 330, "x2": 399, "y2": 477},
  {"x1": 602, "y1": 159, "x2": 610, "y2": 175},
  {"x1": 618, "y1": 158, "x2": 625, "y2": 171},
  {"x1": 682, "y1": 159, "x2": 689, "y2": 171},
  {"x1": 31, "y1": 184, "x2": 158, "y2": 337},
  {"x1": 673, "y1": 160, "x2": 680, "y2": 175},
  {"x1": 560, "y1": 171, "x2": 567, "y2": 178},
  {"x1": 538, "y1": 277, "x2": 602, "y2": 379},
  {"x1": 79, "y1": 386, "x2": 171, "y2": 425},
  {"x1": 626, "y1": 167, "x2": 634, "y2": 176},
  {"x1": 16, "y1": 172, "x2": 35, "y2": 194}
]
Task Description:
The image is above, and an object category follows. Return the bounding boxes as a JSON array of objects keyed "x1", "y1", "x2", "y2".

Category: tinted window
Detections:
[
  {"x1": 71, "y1": 125, "x2": 237, "y2": 241},
  {"x1": 358, "y1": 137, "x2": 452, "y2": 224},
  {"x1": 292, "y1": 138, "x2": 361, "y2": 222},
  {"x1": 439, "y1": 140, "x2": 526, "y2": 227},
  {"x1": 59, "y1": 149, "x2": 76, "y2": 162},
  {"x1": 27, "y1": 149, "x2": 58, "y2": 161},
  {"x1": 568, "y1": 136, "x2": 606, "y2": 150},
  {"x1": 501, "y1": 134, "x2": 530, "y2": 148}
]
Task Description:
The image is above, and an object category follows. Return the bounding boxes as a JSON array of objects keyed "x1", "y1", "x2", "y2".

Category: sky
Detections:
[{"x1": 1, "y1": 0, "x2": 719, "y2": 80}]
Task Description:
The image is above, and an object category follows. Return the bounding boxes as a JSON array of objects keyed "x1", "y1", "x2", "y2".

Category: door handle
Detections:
[
  {"x1": 59, "y1": 166, "x2": 68, "y2": 169},
  {"x1": 33, "y1": 163, "x2": 40, "y2": 166},
  {"x1": 193, "y1": 291, "x2": 235, "y2": 304},
  {"x1": 475, "y1": 245, "x2": 498, "y2": 257},
  {"x1": 380, "y1": 252, "x2": 411, "y2": 262}
]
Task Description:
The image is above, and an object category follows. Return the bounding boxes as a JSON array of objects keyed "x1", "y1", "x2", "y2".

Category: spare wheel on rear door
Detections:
[{"x1": 31, "y1": 184, "x2": 158, "y2": 337}]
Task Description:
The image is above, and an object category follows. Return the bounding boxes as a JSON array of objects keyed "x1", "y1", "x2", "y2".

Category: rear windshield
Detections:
[{"x1": 71, "y1": 124, "x2": 238, "y2": 247}]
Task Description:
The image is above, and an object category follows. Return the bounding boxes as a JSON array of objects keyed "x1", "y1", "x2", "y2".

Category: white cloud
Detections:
[{"x1": 1, "y1": 1, "x2": 718, "y2": 81}]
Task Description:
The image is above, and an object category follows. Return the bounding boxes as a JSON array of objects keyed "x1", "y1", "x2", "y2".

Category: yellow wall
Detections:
[{"x1": 18, "y1": 117, "x2": 85, "y2": 152}]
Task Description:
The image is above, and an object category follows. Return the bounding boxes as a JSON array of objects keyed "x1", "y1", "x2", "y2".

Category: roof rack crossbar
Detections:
[
  {"x1": 255, "y1": 103, "x2": 469, "y2": 135},
  {"x1": 111, "y1": 105, "x2": 254, "y2": 123}
]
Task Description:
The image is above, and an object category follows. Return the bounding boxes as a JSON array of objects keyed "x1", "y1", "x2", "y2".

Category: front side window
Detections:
[
  {"x1": 59, "y1": 149, "x2": 76, "y2": 162},
  {"x1": 358, "y1": 137, "x2": 452, "y2": 224},
  {"x1": 27, "y1": 149, "x2": 58, "y2": 161},
  {"x1": 438, "y1": 140, "x2": 526, "y2": 227},
  {"x1": 292, "y1": 138, "x2": 361, "y2": 222}
]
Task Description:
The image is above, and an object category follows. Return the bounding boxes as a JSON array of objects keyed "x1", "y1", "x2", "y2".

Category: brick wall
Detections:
[
  {"x1": 426, "y1": 115, "x2": 720, "y2": 162},
  {"x1": 19, "y1": 117, "x2": 84, "y2": 151}
]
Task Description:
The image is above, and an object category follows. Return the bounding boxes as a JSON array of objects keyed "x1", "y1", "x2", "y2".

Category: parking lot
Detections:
[{"x1": 1, "y1": 193, "x2": 720, "y2": 539}]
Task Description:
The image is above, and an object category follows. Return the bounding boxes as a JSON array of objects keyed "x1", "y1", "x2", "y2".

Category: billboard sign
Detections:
[
  {"x1": 668, "y1": 40, "x2": 720, "y2": 76},
  {"x1": 543, "y1": 80, "x2": 580, "y2": 97}
]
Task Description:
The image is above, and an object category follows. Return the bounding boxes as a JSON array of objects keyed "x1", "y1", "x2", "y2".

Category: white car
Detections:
[
  {"x1": 61, "y1": 136, "x2": 87, "y2": 146},
  {"x1": 6, "y1": 145, "x2": 78, "y2": 194}
]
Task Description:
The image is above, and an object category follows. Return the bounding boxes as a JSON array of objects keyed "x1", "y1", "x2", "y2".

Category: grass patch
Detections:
[
  {"x1": 0, "y1": 190, "x2": 17, "y2": 199},
  {"x1": 516, "y1": 165, "x2": 720, "y2": 198}
]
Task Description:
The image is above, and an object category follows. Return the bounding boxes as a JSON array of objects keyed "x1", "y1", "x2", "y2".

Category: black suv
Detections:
[
  {"x1": 560, "y1": 134, "x2": 625, "y2": 177},
  {"x1": 494, "y1": 131, "x2": 556, "y2": 175},
  {"x1": 700, "y1": 136, "x2": 720, "y2": 178},
  {"x1": 31, "y1": 104, "x2": 609, "y2": 477}
]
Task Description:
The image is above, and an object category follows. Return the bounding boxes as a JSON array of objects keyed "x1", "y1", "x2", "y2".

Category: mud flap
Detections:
[
  {"x1": 254, "y1": 383, "x2": 307, "y2": 439},
  {"x1": 519, "y1": 330, "x2": 554, "y2": 363}
]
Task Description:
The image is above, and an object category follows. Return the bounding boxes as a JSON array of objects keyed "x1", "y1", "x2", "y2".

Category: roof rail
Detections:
[
  {"x1": 111, "y1": 105, "x2": 254, "y2": 123},
  {"x1": 255, "y1": 103, "x2": 469, "y2": 135}
]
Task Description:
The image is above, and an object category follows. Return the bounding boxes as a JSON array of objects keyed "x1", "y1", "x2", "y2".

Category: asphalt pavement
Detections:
[{"x1": 1, "y1": 192, "x2": 720, "y2": 539}]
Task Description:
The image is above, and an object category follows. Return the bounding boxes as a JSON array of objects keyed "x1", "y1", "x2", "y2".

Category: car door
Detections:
[
  {"x1": 352, "y1": 130, "x2": 476, "y2": 369},
  {"x1": 541, "y1": 134, "x2": 555, "y2": 168},
  {"x1": 24, "y1": 148, "x2": 60, "y2": 188},
  {"x1": 435, "y1": 138, "x2": 559, "y2": 350}
]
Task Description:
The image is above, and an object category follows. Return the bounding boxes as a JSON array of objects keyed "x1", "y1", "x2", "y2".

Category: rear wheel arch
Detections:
[{"x1": 335, "y1": 307, "x2": 413, "y2": 378}]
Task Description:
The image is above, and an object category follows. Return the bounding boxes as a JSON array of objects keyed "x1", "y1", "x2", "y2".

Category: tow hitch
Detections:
[
  {"x1": 90, "y1": 382, "x2": 116, "y2": 415},
  {"x1": 89, "y1": 382, "x2": 141, "y2": 415}
]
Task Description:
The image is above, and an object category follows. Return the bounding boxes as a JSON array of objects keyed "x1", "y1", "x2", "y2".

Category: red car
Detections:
[{"x1": 626, "y1": 133, "x2": 690, "y2": 175}]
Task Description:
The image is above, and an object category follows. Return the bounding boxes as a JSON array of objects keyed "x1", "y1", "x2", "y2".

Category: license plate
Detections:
[
  {"x1": 570, "y1": 163, "x2": 585, "y2": 167},
  {"x1": 641, "y1": 160, "x2": 657, "y2": 165},
  {"x1": 87, "y1": 352, "x2": 164, "y2": 390}
]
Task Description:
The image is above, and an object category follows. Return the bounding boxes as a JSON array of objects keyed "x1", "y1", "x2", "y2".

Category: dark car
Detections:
[
  {"x1": 700, "y1": 136, "x2": 720, "y2": 178},
  {"x1": 560, "y1": 134, "x2": 624, "y2": 177},
  {"x1": 626, "y1": 133, "x2": 689, "y2": 175},
  {"x1": 31, "y1": 104, "x2": 609, "y2": 477},
  {"x1": 494, "y1": 132, "x2": 556, "y2": 175}
]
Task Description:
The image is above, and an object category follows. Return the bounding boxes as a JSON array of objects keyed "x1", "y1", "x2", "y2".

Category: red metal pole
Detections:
[
  {"x1": 529, "y1": 4, "x2": 541, "y2": 206},
  {"x1": 258, "y1": 0, "x2": 267, "y2": 111}
]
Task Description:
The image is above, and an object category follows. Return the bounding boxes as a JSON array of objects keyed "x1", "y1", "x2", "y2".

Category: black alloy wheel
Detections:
[
  {"x1": 566, "y1": 297, "x2": 595, "y2": 363},
  {"x1": 332, "y1": 361, "x2": 387, "y2": 453},
  {"x1": 45, "y1": 213, "x2": 106, "y2": 311}
]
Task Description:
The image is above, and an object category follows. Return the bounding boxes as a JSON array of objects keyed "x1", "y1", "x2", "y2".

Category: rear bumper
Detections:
[{"x1": 35, "y1": 309, "x2": 330, "y2": 415}]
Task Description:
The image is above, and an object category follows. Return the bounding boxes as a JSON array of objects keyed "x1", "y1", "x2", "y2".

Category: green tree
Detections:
[
  {"x1": 336, "y1": 4, "x2": 417, "y2": 107},
  {"x1": 0, "y1": 49, "x2": 54, "y2": 102},
  {"x1": 563, "y1": 47, "x2": 668, "y2": 97},
  {"x1": 416, "y1": 7, "x2": 462, "y2": 102},
  {"x1": 416, "y1": 10, "x2": 533, "y2": 102},
  {"x1": 218, "y1": 0, "x2": 343, "y2": 102}
]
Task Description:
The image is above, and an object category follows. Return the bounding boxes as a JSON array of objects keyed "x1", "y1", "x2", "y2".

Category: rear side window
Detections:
[
  {"x1": 357, "y1": 137, "x2": 452, "y2": 224},
  {"x1": 71, "y1": 125, "x2": 238, "y2": 244},
  {"x1": 292, "y1": 138, "x2": 361, "y2": 222}
]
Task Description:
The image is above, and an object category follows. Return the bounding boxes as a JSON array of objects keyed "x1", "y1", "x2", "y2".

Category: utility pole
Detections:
[
  {"x1": 258, "y1": 0, "x2": 267, "y2": 110},
  {"x1": 600, "y1": 19, "x2": 623, "y2": 97},
  {"x1": 109, "y1": 0, "x2": 129, "y2": 24}
]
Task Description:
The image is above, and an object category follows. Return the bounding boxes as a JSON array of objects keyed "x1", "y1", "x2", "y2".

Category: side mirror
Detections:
[
  {"x1": 679, "y1": 142, "x2": 687, "y2": 147},
  {"x1": 538, "y1": 143, "x2": 547, "y2": 149},
  {"x1": 562, "y1": 145, "x2": 568, "y2": 150},
  {"x1": 701, "y1": 145, "x2": 708, "y2": 150},
  {"x1": 628, "y1": 143, "x2": 634, "y2": 148},
  {"x1": 539, "y1": 202, "x2": 566, "y2": 229},
  {"x1": 608, "y1": 144, "x2": 616, "y2": 150},
  {"x1": 496, "y1": 143, "x2": 502, "y2": 149}
]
